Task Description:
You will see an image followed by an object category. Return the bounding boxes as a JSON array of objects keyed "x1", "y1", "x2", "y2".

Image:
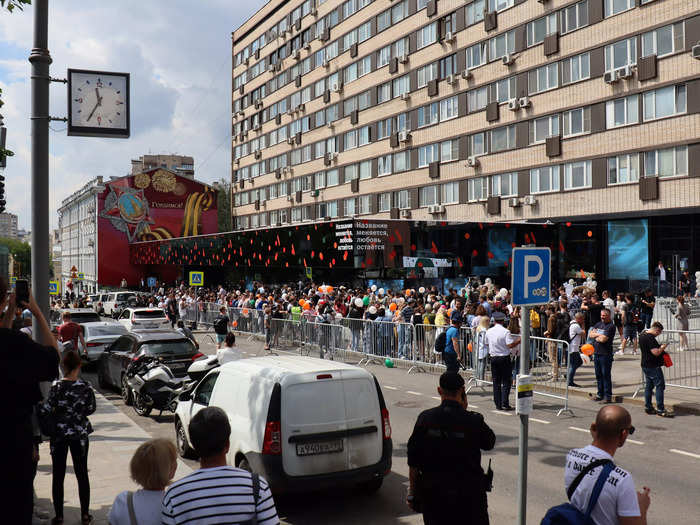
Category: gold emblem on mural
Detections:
[
  {"x1": 134, "y1": 172, "x2": 151, "y2": 189},
  {"x1": 173, "y1": 182, "x2": 186, "y2": 196},
  {"x1": 152, "y1": 169, "x2": 177, "y2": 193}
]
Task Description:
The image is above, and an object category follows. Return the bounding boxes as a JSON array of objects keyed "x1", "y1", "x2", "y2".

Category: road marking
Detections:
[
  {"x1": 383, "y1": 385, "x2": 398, "y2": 390},
  {"x1": 569, "y1": 426, "x2": 589, "y2": 434},
  {"x1": 626, "y1": 438, "x2": 645, "y2": 445},
  {"x1": 670, "y1": 449, "x2": 700, "y2": 460},
  {"x1": 406, "y1": 391, "x2": 423, "y2": 396},
  {"x1": 530, "y1": 418, "x2": 551, "y2": 424},
  {"x1": 491, "y1": 410, "x2": 513, "y2": 416}
]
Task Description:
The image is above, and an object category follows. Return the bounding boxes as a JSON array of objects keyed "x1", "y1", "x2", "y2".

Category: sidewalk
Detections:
[{"x1": 34, "y1": 391, "x2": 192, "y2": 524}]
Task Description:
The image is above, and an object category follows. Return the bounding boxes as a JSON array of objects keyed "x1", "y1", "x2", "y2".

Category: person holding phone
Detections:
[
  {"x1": 0, "y1": 278, "x2": 61, "y2": 525},
  {"x1": 639, "y1": 322, "x2": 673, "y2": 418}
]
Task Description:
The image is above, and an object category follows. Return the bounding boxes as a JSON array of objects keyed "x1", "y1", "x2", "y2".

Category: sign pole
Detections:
[{"x1": 517, "y1": 305, "x2": 531, "y2": 525}]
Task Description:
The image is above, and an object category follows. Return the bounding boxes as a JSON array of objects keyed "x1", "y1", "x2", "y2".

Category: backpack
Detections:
[
  {"x1": 214, "y1": 316, "x2": 228, "y2": 334},
  {"x1": 557, "y1": 314, "x2": 572, "y2": 343},
  {"x1": 541, "y1": 459, "x2": 614, "y2": 525},
  {"x1": 434, "y1": 331, "x2": 447, "y2": 354}
]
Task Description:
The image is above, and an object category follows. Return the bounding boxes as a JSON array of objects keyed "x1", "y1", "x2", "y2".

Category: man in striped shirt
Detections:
[{"x1": 162, "y1": 407, "x2": 279, "y2": 525}]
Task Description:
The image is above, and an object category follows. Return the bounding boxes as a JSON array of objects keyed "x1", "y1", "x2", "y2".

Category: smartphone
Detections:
[{"x1": 15, "y1": 279, "x2": 29, "y2": 306}]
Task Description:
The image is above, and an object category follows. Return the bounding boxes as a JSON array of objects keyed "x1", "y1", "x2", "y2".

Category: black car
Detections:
[{"x1": 97, "y1": 330, "x2": 200, "y2": 405}]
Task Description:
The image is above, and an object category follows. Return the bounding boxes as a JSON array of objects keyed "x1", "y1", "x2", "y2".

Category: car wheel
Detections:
[
  {"x1": 237, "y1": 456, "x2": 252, "y2": 473},
  {"x1": 121, "y1": 375, "x2": 133, "y2": 405},
  {"x1": 175, "y1": 419, "x2": 197, "y2": 459},
  {"x1": 358, "y1": 477, "x2": 383, "y2": 493},
  {"x1": 133, "y1": 393, "x2": 152, "y2": 417}
]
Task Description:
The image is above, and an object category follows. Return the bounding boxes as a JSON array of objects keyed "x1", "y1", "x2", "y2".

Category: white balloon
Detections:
[
  {"x1": 371, "y1": 284, "x2": 377, "y2": 292},
  {"x1": 369, "y1": 306, "x2": 377, "y2": 314},
  {"x1": 354, "y1": 297, "x2": 363, "y2": 308},
  {"x1": 419, "y1": 287, "x2": 426, "y2": 294},
  {"x1": 378, "y1": 288, "x2": 385, "y2": 295}
]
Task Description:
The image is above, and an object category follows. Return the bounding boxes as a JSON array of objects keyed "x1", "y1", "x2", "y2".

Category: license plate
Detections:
[{"x1": 296, "y1": 439, "x2": 344, "y2": 456}]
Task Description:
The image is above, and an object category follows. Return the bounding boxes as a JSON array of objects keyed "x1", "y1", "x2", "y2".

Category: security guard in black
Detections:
[{"x1": 407, "y1": 372, "x2": 496, "y2": 525}]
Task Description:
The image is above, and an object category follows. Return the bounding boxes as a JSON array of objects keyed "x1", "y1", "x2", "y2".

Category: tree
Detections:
[
  {"x1": 0, "y1": 0, "x2": 30, "y2": 12},
  {"x1": 0, "y1": 237, "x2": 31, "y2": 277},
  {"x1": 214, "y1": 178, "x2": 232, "y2": 232}
]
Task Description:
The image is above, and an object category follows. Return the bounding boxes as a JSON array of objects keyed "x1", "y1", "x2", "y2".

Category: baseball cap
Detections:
[
  {"x1": 491, "y1": 311, "x2": 506, "y2": 322},
  {"x1": 439, "y1": 371, "x2": 465, "y2": 391}
]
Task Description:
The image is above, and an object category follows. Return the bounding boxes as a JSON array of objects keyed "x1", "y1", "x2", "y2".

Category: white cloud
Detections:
[{"x1": 0, "y1": 0, "x2": 263, "y2": 229}]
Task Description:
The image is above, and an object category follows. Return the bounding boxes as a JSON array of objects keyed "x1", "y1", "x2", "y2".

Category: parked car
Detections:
[
  {"x1": 97, "y1": 331, "x2": 200, "y2": 404},
  {"x1": 174, "y1": 356, "x2": 392, "y2": 494},
  {"x1": 117, "y1": 307, "x2": 170, "y2": 331},
  {"x1": 102, "y1": 291, "x2": 137, "y2": 316},
  {"x1": 52, "y1": 308, "x2": 102, "y2": 329},
  {"x1": 81, "y1": 321, "x2": 130, "y2": 362},
  {"x1": 88, "y1": 293, "x2": 110, "y2": 314}
]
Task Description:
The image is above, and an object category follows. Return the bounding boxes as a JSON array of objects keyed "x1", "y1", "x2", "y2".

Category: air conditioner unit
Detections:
[
  {"x1": 467, "y1": 156, "x2": 479, "y2": 167},
  {"x1": 446, "y1": 74, "x2": 457, "y2": 85},
  {"x1": 322, "y1": 58, "x2": 330, "y2": 68},
  {"x1": 399, "y1": 130, "x2": 411, "y2": 142},
  {"x1": 267, "y1": 64, "x2": 276, "y2": 73},
  {"x1": 461, "y1": 69, "x2": 472, "y2": 80},
  {"x1": 693, "y1": 44, "x2": 700, "y2": 59},
  {"x1": 234, "y1": 158, "x2": 240, "y2": 165},
  {"x1": 326, "y1": 121, "x2": 334, "y2": 129},
  {"x1": 304, "y1": 42, "x2": 311, "y2": 50},
  {"x1": 400, "y1": 92, "x2": 410, "y2": 101},
  {"x1": 603, "y1": 71, "x2": 618, "y2": 84},
  {"x1": 524, "y1": 195, "x2": 537, "y2": 206},
  {"x1": 331, "y1": 82, "x2": 341, "y2": 93},
  {"x1": 311, "y1": 8, "x2": 318, "y2": 17},
  {"x1": 502, "y1": 53, "x2": 515, "y2": 66},
  {"x1": 508, "y1": 197, "x2": 520, "y2": 208},
  {"x1": 444, "y1": 31, "x2": 456, "y2": 44},
  {"x1": 287, "y1": 108, "x2": 295, "y2": 116},
  {"x1": 399, "y1": 209, "x2": 411, "y2": 219},
  {"x1": 293, "y1": 49, "x2": 301, "y2": 60},
  {"x1": 297, "y1": 103, "x2": 305, "y2": 113},
  {"x1": 398, "y1": 54, "x2": 409, "y2": 64},
  {"x1": 508, "y1": 99, "x2": 519, "y2": 111},
  {"x1": 428, "y1": 204, "x2": 446, "y2": 214},
  {"x1": 519, "y1": 96, "x2": 531, "y2": 109},
  {"x1": 282, "y1": 167, "x2": 291, "y2": 175},
  {"x1": 287, "y1": 137, "x2": 295, "y2": 146},
  {"x1": 618, "y1": 65, "x2": 633, "y2": 79},
  {"x1": 327, "y1": 152, "x2": 338, "y2": 161},
  {"x1": 254, "y1": 149, "x2": 261, "y2": 158}
]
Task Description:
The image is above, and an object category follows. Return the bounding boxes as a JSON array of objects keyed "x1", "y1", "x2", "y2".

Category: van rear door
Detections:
[{"x1": 281, "y1": 370, "x2": 381, "y2": 477}]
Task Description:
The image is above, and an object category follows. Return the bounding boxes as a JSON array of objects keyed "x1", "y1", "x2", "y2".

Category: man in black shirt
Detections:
[
  {"x1": 0, "y1": 279, "x2": 61, "y2": 525},
  {"x1": 407, "y1": 372, "x2": 496, "y2": 524},
  {"x1": 640, "y1": 289, "x2": 655, "y2": 330},
  {"x1": 590, "y1": 309, "x2": 617, "y2": 403},
  {"x1": 639, "y1": 321, "x2": 673, "y2": 418}
]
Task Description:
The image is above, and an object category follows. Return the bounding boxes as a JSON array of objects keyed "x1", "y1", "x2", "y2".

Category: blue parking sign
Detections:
[
  {"x1": 511, "y1": 247, "x2": 551, "y2": 306},
  {"x1": 147, "y1": 277, "x2": 157, "y2": 288}
]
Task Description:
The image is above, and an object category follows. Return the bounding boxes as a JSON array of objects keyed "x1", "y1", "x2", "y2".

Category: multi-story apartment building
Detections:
[
  {"x1": 131, "y1": 154, "x2": 195, "y2": 179},
  {"x1": 169, "y1": 0, "x2": 700, "y2": 288},
  {"x1": 0, "y1": 212, "x2": 18, "y2": 239}
]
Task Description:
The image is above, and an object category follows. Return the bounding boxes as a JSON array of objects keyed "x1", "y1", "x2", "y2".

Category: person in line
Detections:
[
  {"x1": 406, "y1": 372, "x2": 496, "y2": 525},
  {"x1": 108, "y1": 439, "x2": 178, "y2": 525},
  {"x1": 639, "y1": 289, "x2": 655, "y2": 330},
  {"x1": 217, "y1": 332, "x2": 241, "y2": 364},
  {"x1": 543, "y1": 305, "x2": 560, "y2": 381},
  {"x1": 564, "y1": 405, "x2": 650, "y2": 525},
  {"x1": 443, "y1": 311, "x2": 463, "y2": 373},
  {"x1": 474, "y1": 315, "x2": 490, "y2": 381},
  {"x1": 506, "y1": 316, "x2": 521, "y2": 383},
  {"x1": 568, "y1": 312, "x2": 585, "y2": 387},
  {"x1": 213, "y1": 306, "x2": 230, "y2": 349},
  {"x1": 674, "y1": 295, "x2": 689, "y2": 351},
  {"x1": 590, "y1": 309, "x2": 617, "y2": 404},
  {"x1": 618, "y1": 294, "x2": 639, "y2": 356},
  {"x1": 57, "y1": 311, "x2": 86, "y2": 355},
  {"x1": 162, "y1": 407, "x2": 279, "y2": 524},
  {"x1": 639, "y1": 322, "x2": 673, "y2": 418},
  {"x1": 42, "y1": 350, "x2": 97, "y2": 525},
  {"x1": 485, "y1": 312, "x2": 513, "y2": 411}
]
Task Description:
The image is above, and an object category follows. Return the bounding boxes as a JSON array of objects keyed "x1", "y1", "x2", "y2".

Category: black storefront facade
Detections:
[{"x1": 130, "y1": 212, "x2": 700, "y2": 295}]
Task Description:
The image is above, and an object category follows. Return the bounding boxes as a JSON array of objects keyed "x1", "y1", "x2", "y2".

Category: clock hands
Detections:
[{"x1": 86, "y1": 87, "x2": 103, "y2": 122}]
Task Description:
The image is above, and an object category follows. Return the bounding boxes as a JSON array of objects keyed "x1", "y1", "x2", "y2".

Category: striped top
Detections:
[{"x1": 162, "y1": 466, "x2": 279, "y2": 525}]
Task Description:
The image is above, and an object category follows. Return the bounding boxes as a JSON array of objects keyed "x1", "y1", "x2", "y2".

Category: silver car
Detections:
[{"x1": 82, "y1": 321, "x2": 130, "y2": 362}]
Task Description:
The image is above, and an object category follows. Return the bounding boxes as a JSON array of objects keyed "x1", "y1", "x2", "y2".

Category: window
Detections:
[
  {"x1": 377, "y1": 82, "x2": 391, "y2": 104},
  {"x1": 439, "y1": 55, "x2": 456, "y2": 79},
  {"x1": 344, "y1": 164, "x2": 358, "y2": 183},
  {"x1": 643, "y1": 85, "x2": 686, "y2": 121},
  {"x1": 644, "y1": 146, "x2": 687, "y2": 178},
  {"x1": 393, "y1": 75, "x2": 410, "y2": 98},
  {"x1": 417, "y1": 23, "x2": 437, "y2": 50},
  {"x1": 528, "y1": 63, "x2": 558, "y2": 94},
  {"x1": 345, "y1": 197, "x2": 356, "y2": 216},
  {"x1": 377, "y1": 45, "x2": 391, "y2": 68},
  {"x1": 442, "y1": 182, "x2": 459, "y2": 204},
  {"x1": 530, "y1": 166, "x2": 560, "y2": 193},
  {"x1": 391, "y1": 0, "x2": 408, "y2": 24},
  {"x1": 357, "y1": 56, "x2": 371, "y2": 78},
  {"x1": 378, "y1": 118, "x2": 392, "y2": 139},
  {"x1": 490, "y1": 76, "x2": 516, "y2": 104},
  {"x1": 417, "y1": 0, "x2": 429, "y2": 8},
  {"x1": 527, "y1": 14, "x2": 557, "y2": 47},
  {"x1": 417, "y1": 63, "x2": 439, "y2": 88},
  {"x1": 359, "y1": 160, "x2": 372, "y2": 180},
  {"x1": 489, "y1": 31, "x2": 515, "y2": 61},
  {"x1": 378, "y1": 192, "x2": 391, "y2": 212},
  {"x1": 326, "y1": 169, "x2": 339, "y2": 187},
  {"x1": 344, "y1": 130, "x2": 358, "y2": 150},
  {"x1": 441, "y1": 140, "x2": 459, "y2": 162},
  {"x1": 468, "y1": 87, "x2": 488, "y2": 112},
  {"x1": 440, "y1": 96, "x2": 459, "y2": 121},
  {"x1": 344, "y1": 62, "x2": 358, "y2": 84},
  {"x1": 466, "y1": 43, "x2": 486, "y2": 70},
  {"x1": 488, "y1": 0, "x2": 514, "y2": 12},
  {"x1": 396, "y1": 189, "x2": 410, "y2": 209},
  {"x1": 394, "y1": 37, "x2": 409, "y2": 58},
  {"x1": 561, "y1": 52, "x2": 590, "y2": 85},
  {"x1": 358, "y1": 195, "x2": 371, "y2": 214},
  {"x1": 378, "y1": 154, "x2": 392, "y2": 176},
  {"x1": 490, "y1": 125, "x2": 516, "y2": 152},
  {"x1": 466, "y1": 0, "x2": 485, "y2": 26},
  {"x1": 604, "y1": 0, "x2": 633, "y2": 17},
  {"x1": 291, "y1": 207, "x2": 303, "y2": 223},
  {"x1": 491, "y1": 172, "x2": 518, "y2": 197},
  {"x1": 377, "y1": 9, "x2": 391, "y2": 33},
  {"x1": 608, "y1": 154, "x2": 640, "y2": 185},
  {"x1": 358, "y1": 126, "x2": 371, "y2": 147},
  {"x1": 606, "y1": 94, "x2": 639, "y2": 128},
  {"x1": 468, "y1": 177, "x2": 488, "y2": 202},
  {"x1": 529, "y1": 115, "x2": 560, "y2": 144},
  {"x1": 419, "y1": 143, "x2": 439, "y2": 167},
  {"x1": 419, "y1": 185, "x2": 439, "y2": 207},
  {"x1": 642, "y1": 22, "x2": 684, "y2": 58},
  {"x1": 562, "y1": 107, "x2": 591, "y2": 137},
  {"x1": 417, "y1": 103, "x2": 439, "y2": 128},
  {"x1": 605, "y1": 37, "x2": 636, "y2": 72},
  {"x1": 328, "y1": 201, "x2": 339, "y2": 218},
  {"x1": 394, "y1": 151, "x2": 409, "y2": 172},
  {"x1": 564, "y1": 160, "x2": 592, "y2": 190},
  {"x1": 469, "y1": 132, "x2": 486, "y2": 156},
  {"x1": 561, "y1": 0, "x2": 588, "y2": 34}
]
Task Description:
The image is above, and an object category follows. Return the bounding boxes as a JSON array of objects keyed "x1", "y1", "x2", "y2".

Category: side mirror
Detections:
[{"x1": 178, "y1": 390, "x2": 192, "y2": 402}]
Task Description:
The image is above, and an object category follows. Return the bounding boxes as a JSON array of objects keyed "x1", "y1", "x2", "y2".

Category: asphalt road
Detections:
[{"x1": 84, "y1": 332, "x2": 700, "y2": 524}]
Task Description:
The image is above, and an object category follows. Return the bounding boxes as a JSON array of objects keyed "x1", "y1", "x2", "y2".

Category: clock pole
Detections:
[{"x1": 29, "y1": 0, "x2": 52, "y2": 340}]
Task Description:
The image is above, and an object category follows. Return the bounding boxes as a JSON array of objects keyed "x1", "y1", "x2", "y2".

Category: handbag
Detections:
[
  {"x1": 37, "y1": 403, "x2": 58, "y2": 438},
  {"x1": 662, "y1": 352, "x2": 673, "y2": 368}
]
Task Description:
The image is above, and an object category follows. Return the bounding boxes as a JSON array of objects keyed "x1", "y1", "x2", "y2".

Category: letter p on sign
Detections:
[{"x1": 511, "y1": 247, "x2": 551, "y2": 307}]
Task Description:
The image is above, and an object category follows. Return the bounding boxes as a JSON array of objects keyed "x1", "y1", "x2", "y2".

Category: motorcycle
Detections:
[{"x1": 127, "y1": 354, "x2": 219, "y2": 417}]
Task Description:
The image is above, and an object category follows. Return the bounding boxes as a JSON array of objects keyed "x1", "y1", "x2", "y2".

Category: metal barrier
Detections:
[{"x1": 529, "y1": 336, "x2": 574, "y2": 417}]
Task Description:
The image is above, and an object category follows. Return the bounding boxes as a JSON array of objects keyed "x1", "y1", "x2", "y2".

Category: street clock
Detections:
[{"x1": 67, "y1": 69, "x2": 130, "y2": 138}]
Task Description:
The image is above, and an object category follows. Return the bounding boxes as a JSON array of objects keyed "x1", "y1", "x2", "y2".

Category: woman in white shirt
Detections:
[
  {"x1": 216, "y1": 332, "x2": 241, "y2": 364},
  {"x1": 108, "y1": 438, "x2": 177, "y2": 525}
]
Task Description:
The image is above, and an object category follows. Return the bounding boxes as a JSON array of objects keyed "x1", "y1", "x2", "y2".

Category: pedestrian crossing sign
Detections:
[
  {"x1": 189, "y1": 271, "x2": 204, "y2": 286},
  {"x1": 10, "y1": 276, "x2": 17, "y2": 285},
  {"x1": 305, "y1": 267, "x2": 313, "y2": 279},
  {"x1": 76, "y1": 272, "x2": 85, "y2": 280},
  {"x1": 49, "y1": 280, "x2": 60, "y2": 296}
]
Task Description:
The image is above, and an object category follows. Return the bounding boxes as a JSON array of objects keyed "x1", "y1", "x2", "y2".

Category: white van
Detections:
[
  {"x1": 102, "y1": 291, "x2": 136, "y2": 316},
  {"x1": 174, "y1": 356, "x2": 392, "y2": 494}
]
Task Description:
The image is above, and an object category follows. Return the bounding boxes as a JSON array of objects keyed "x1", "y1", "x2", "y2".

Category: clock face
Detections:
[{"x1": 68, "y1": 69, "x2": 130, "y2": 138}]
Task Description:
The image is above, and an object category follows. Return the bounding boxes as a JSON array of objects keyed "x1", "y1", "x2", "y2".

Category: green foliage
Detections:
[
  {"x1": 0, "y1": 0, "x2": 31, "y2": 12},
  {"x1": 0, "y1": 237, "x2": 31, "y2": 277},
  {"x1": 215, "y1": 178, "x2": 232, "y2": 233}
]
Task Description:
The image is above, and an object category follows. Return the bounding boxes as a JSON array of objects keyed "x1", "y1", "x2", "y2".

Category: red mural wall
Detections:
[{"x1": 97, "y1": 168, "x2": 217, "y2": 287}]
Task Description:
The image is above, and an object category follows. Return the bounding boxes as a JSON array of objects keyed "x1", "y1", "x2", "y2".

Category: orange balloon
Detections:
[
  {"x1": 232, "y1": 320, "x2": 238, "y2": 328},
  {"x1": 326, "y1": 286, "x2": 333, "y2": 293},
  {"x1": 405, "y1": 289, "x2": 411, "y2": 296},
  {"x1": 299, "y1": 299, "x2": 306, "y2": 306},
  {"x1": 468, "y1": 342, "x2": 473, "y2": 352},
  {"x1": 389, "y1": 303, "x2": 397, "y2": 312},
  {"x1": 447, "y1": 309, "x2": 452, "y2": 317},
  {"x1": 303, "y1": 303, "x2": 311, "y2": 310},
  {"x1": 581, "y1": 344, "x2": 594, "y2": 356},
  {"x1": 242, "y1": 308, "x2": 249, "y2": 316}
]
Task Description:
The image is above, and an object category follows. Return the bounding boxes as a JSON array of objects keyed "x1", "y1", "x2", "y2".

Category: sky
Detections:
[{"x1": 0, "y1": 0, "x2": 264, "y2": 230}]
